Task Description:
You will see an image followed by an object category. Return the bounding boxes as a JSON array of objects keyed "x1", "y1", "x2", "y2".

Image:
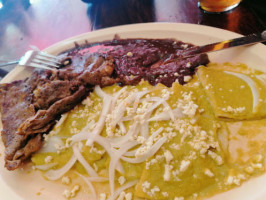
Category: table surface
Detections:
[{"x1": 0, "y1": 0, "x2": 265, "y2": 79}]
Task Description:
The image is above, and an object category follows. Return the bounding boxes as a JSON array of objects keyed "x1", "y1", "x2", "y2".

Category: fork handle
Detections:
[{"x1": 0, "y1": 61, "x2": 19, "y2": 68}]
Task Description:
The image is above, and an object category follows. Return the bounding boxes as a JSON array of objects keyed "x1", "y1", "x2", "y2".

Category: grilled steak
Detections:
[
  {"x1": 0, "y1": 55, "x2": 114, "y2": 170},
  {"x1": 0, "y1": 38, "x2": 209, "y2": 170}
]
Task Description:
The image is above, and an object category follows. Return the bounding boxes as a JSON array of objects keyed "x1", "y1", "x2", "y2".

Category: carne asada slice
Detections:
[{"x1": 0, "y1": 55, "x2": 115, "y2": 170}]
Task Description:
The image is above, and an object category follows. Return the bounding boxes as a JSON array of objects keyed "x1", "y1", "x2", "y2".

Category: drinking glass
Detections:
[{"x1": 198, "y1": 0, "x2": 241, "y2": 13}]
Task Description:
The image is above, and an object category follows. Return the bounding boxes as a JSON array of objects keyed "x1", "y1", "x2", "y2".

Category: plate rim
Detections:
[{"x1": 0, "y1": 22, "x2": 266, "y2": 200}]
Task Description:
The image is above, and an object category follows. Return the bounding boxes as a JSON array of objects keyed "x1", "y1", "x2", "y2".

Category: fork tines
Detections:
[{"x1": 19, "y1": 50, "x2": 61, "y2": 70}]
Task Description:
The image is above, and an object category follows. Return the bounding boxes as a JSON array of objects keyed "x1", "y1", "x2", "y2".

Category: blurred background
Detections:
[{"x1": 0, "y1": 0, "x2": 265, "y2": 79}]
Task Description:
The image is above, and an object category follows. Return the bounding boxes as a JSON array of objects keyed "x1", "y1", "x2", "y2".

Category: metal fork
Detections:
[{"x1": 0, "y1": 50, "x2": 61, "y2": 70}]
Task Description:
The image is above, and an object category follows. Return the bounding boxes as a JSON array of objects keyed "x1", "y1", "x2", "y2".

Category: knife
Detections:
[{"x1": 169, "y1": 30, "x2": 266, "y2": 61}]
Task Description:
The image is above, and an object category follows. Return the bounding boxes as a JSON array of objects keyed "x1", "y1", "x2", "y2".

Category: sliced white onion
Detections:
[
  {"x1": 38, "y1": 136, "x2": 64, "y2": 153},
  {"x1": 45, "y1": 154, "x2": 77, "y2": 180},
  {"x1": 148, "y1": 97, "x2": 175, "y2": 121},
  {"x1": 140, "y1": 122, "x2": 149, "y2": 138},
  {"x1": 149, "y1": 108, "x2": 184, "y2": 121},
  {"x1": 118, "y1": 122, "x2": 126, "y2": 134},
  {"x1": 111, "y1": 94, "x2": 136, "y2": 128},
  {"x1": 109, "y1": 141, "x2": 139, "y2": 196},
  {"x1": 34, "y1": 163, "x2": 57, "y2": 171},
  {"x1": 71, "y1": 120, "x2": 95, "y2": 143},
  {"x1": 121, "y1": 116, "x2": 132, "y2": 121},
  {"x1": 77, "y1": 173, "x2": 97, "y2": 200},
  {"x1": 72, "y1": 144, "x2": 98, "y2": 177},
  {"x1": 86, "y1": 97, "x2": 113, "y2": 146},
  {"x1": 95, "y1": 85, "x2": 112, "y2": 99},
  {"x1": 87, "y1": 177, "x2": 109, "y2": 182},
  {"x1": 161, "y1": 101, "x2": 175, "y2": 121},
  {"x1": 148, "y1": 127, "x2": 164, "y2": 142},
  {"x1": 93, "y1": 135, "x2": 124, "y2": 173},
  {"x1": 111, "y1": 86, "x2": 128, "y2": 110},
  {"x1": 149, "y1": 111, "x2": 170, "y2": 121},
  {"x1": 145, "y1": 99, "x2": 164, "y2": 114},
  {"x1": 124, "y1": 127, "x2": 163, "y2": 156},
  {"x1": 256, "y1": 74, "x2": 266, "y2": 84},
  {"x1": 132, "y1": 91, "x2": 150, "y2": 111},
  {"x1": 173, "y1": 108, "x2": 185, "y2": 118},
  {"x1": 225, "y1": 71, "x2": 259, "y2": 112},
  {"x1": 110, "y1": 122, "x2": 139, "y2": 147},
  {"x1": 55, "y1": 113, "x2": 68, "y2": 128},
  {"x1": 107, "y1": 180, "x2": 138, "y2": 200},
  {"x1": 121, "y1": 137, "x2": 167, "y2": 163},
  {"x1": 123, "y1": 149, "x2": 137, "y2": 156}
]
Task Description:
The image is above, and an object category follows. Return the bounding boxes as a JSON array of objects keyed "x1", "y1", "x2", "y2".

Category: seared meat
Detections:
[
  {"x1": 0, "y1": 80, "x2": 36, "y2": 170},
  {"x1": 0, "y1": 53, "x2": 116, "y2": 170},
  {"x1": 19, "y1": 85, "x2": 87, "y2": 135}
]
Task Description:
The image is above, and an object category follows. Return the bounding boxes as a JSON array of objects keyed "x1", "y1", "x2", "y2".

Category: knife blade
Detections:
[{"x1": 167, "y1": 30, "x2": 266, "y2": 62}]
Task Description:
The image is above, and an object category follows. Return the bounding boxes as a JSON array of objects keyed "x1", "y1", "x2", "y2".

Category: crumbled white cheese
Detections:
[
  {"x1": 245, "y1": 166, "x2": 254, "y2": 174},
  {"x1": 207, "y1": 151, "x2": 223, "y2": 165},
  {"x1": 71, "y1": 120, "x2": 77, "y2": 127},
  {"x1": 117, "y1": 191, "x2": 126, "y2": 200},
  {"x1": 45, "y1": 156, "x2": 53, "y2": 164},
  {"x1": 70, "y1": 185, "x2": 80, "y2": 197},
  {"x1": 142, "y1": 181, "x2": 151, "y2": 193},
  {"x1": 136, "y1": 136, "x2": 146, "y2": 144},
  {"x1": 93, "y1": 163, "x2": 98, "y2": 172},
  {"x1": 99, "y1": 193, "x2": 106, "y2": 200},
  {"x1": 125, "y1": 192, "x2": 132, "y2": 200},
  {"x1": 252, "y1": 163, "x2": 263, "y2": 169},
  {"x1": 161, "y1": 89, "x2": 170, "y2": 100},
  {"x1": 163, "y1": 164, "x2": 173, "y2": 181},
  {"x1": 198, "y1": 108, "x2": 205, "y2": 113},
  {"x1": 65, "y1": 138, "x2": 72, "y2": 148},
  {"x1": 127, "y1": 52, "x2": 133, "y2": 57},
  {"x1": 184, "y1": 76, "x2": 192, "y2": 82},
  {"x1": 62, "y1": 185, "x2": 80, "y2": 199},
  {"x1": 181, "y1": 44, "x2": 188, "y2": 49},
  {"x1": 90, "y1": 145, "x2": 106, "y2": 155},
  {"x1": 118, "y1": 176, "x2": 126, "y2": 185},
  {"x1": 180, "y1": 160, "x2": 191, "y2": 172},
  {"x1": 162, "y1": 192, "x2": 169, "y2": 197},
  {"x1": 190, "y1": 118, "x2": 197, "y2": 124},
  {"x1": 164, "y1": 150, "x2": 174, "y2": 163},
  {"x1": 221, "y1": 106, "x2": 246, "y2": 114},
  {"x1": 253, "y1": 154, "x2": 263, "y2": 163},
  {"x1": 225, "y1": 174, "x2": 245, "y2": 186},
  {"x1": 204, "y1": 168, "x2": 214, "y2": 177},
  {"x1": 177, "y1": 92, "x2": 198, "y2": 117},
  {"x1": 43, "y1": 134, "x2": 50, "y2": 142},
  {"x1": 148, "y1": 186, "x2": 160, "y2": 197},
  {"x1": 172, "y1": 169, "x2": 181, "y2": 181},
  {"x1": 146, "y1": 158, "x2": 158, "y2": 169},
  {"x1": 174, "y1": 197, "x2": 184, "y2": 200},
  {"x1": 62, "y1": 189, "x2": 71, "y2": 199},
  {"x1": 186, "y1": 62, "x2": 191, "y2": 68},
  {"x1": 61, "y1": 176, "x2": 71, "y2": 185},
  {"x1": 81, "y1": 96, "x2": 93, "y2": 106},
  {"x1": 170, "y1": 143, "x2": 180, "y2": 150}
]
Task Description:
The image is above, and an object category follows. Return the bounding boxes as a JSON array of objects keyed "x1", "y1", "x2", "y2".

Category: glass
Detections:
[{"x1": 198, "y1": 0, "x2": 241, "y2": 13}]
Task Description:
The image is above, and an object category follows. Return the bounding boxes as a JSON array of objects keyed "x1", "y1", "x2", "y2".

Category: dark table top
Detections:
[{"x1": 0, "y1": 0, "x2": 265, "y2": 79}]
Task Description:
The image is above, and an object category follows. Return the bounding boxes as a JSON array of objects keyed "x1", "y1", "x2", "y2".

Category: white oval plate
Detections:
[{"x1": 0, "y1": 23, "x2": 266, "y2": 200}]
